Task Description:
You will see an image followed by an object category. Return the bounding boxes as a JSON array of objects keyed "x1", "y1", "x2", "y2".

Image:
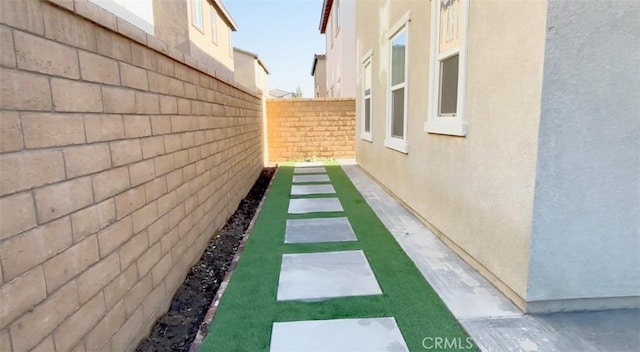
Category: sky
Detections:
[{"x1": 225, "y1": 0, "x2": 326, "y2": 97}]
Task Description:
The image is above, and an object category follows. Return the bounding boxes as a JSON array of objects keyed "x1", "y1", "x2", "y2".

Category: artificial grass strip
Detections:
[{"x1": 199, "y1": 163, "x2": 478, "y2": 351}]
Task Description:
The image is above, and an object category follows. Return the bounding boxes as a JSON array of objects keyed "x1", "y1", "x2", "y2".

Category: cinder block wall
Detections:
[
  {"x1": 0, "y1": 1, "x2": 263, "y2": 351},
  {"x1": 266, "y1": 98, "x2": 355, "y2": 162}
]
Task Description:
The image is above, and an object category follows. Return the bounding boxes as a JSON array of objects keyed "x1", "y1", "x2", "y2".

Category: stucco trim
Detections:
[
  {"x1": 424, "y1": 119, "x2": 467, "y2": 136},
  {"x1": 425, "y1": 0, "x2": 469, "y2": 137},
  {"x1": 385, "y1": 10, "x2": 411, "y2": 39}
]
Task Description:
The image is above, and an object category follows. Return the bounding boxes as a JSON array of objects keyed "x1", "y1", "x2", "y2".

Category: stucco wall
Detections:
[
  {"x1": 313, "y1": 57, "x2": 327, "y2": 98},
  {"x1": 0, "y1": 1, "x2": 263, "y2": 350},
  {"x1": 267, "y1": 98, "x2": 355, "y2": 162},
  {"x1": 233, "y1": 50, "x2": 256, "y2": 91},
  {"x1": 527, "y1": 0, "x2": 640, "y2": 310},
  {"x1": 355, "y1": 0, "x2": 547, "y2": 307},
  {"x1": 325, "y1": 0, "x2": 356, "y2": 97},
  {"x1": 186, "y1": 0, "x2": 234, "y2": 79}
]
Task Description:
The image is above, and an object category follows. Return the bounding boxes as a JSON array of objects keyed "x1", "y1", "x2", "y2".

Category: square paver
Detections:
[
  {"x1": 294, "y1": 161, "x2": 324, "y2": 167},
  {"x1": 292, "y1": 174, "x2": 330, "y2": 183},
  {"x1": 291, "y1": 184, "x2": 336, "y2": 196},
  {"x1": 270, "y1": 317, "x2": 409, "y2": 352},
  {"x1": 288, "y1": 198, "x2": 343, "y2": 214},
  {"x1": 294, "y1": 167, "x2": 326, "y2": 174},
  {"x1": 285, "y1": 217, "x2": 356, "y2": 244},
  {"x1": 277, "y1": 250, "x2": 382, "y2": 301}
]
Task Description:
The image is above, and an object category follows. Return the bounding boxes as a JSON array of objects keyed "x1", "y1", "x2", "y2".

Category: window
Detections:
[
  {"x1": 426, "y1": 0, "x2": 468, "y2": 136},
  {"x1": 191, "y1": 0, "x2": 203, "y2": 31},
  {"x1": 361, "y1": 53, "x2": 373, "y2": 141},
  {"x1": 210, "y1": 6, "x2": 217, "y2": 44},
  {"x1": 334, "y1": 0, "x2": 340, "y2": 35},
  {"x1": 384, "y1": 13, "x2": 410, "y2": 153}
]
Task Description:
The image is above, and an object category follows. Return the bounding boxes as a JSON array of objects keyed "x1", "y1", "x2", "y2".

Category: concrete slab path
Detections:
[{"x1": 341, "y1": 161, "x2": 640, "y2": 352}]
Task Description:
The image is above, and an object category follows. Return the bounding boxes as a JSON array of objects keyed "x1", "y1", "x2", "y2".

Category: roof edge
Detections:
[
  {"x1": 210, "y1": 0, "x2": 238, "y2": 31},
  {"x1": 311, "y1": 54, "x2": 326, "y2": 76},
  {"x1": 233, "y1": 47, "x2": 270, "y2": 74},
  {"x1": 319, "y1": 0, "x2": 333, "y2": 34}
]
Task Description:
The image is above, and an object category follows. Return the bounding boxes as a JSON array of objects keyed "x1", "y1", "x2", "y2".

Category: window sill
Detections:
[
  {"x1": 360, "y1": 132, "x2": 372, "y2": 142},
  {"x1": 384, "y1": 138, "x2": 408, "y2": 154},
  {"x1": 424, "y1": 119, "x2": 467, "y2": 137}
]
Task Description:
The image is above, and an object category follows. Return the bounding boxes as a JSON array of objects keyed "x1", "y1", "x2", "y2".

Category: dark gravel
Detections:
[{"x1": 136, "y1": 168, "x2": 275, "y2": 352}]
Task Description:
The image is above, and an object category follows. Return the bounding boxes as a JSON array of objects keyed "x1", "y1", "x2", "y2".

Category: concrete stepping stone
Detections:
[
  {"x1": 290, "y1": 184, "x2": 335, "y2": 196},
  {"x1": 276, "y1": 250, "x2": 382, "y2": 301},
  {"x1": 285, "y1": 217, "x2": 356, "y2": 244},
  {"x1": 292, "y1": 174, "x2": 330, "y2": 183},
  {"x1": 288, "y1": 198, "x2": 343, "y2": 214},
  {"x1": 294, "y1": 161, "x2": 324, "y2": 167},
  {"x1": 270, "y1": 317, "x2": 409, "y2": 352},
  {"x1": 294, "y1": 167, "x2": 326, "y2": 174}
]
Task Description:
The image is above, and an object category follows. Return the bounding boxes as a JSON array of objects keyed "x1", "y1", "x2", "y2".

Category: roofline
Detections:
[
  {"x1": 318, "y1": 0, "x2": 334, "y2": 34},
  {"x1": 210, "y1": 0, "x2": 238, "y2": 31},
  {"x1": 311, "y1": 54, "x2": 326, "y2": 76},
  {"x1": 233, "y1": 47, "x2": 270, "y2": 74}
]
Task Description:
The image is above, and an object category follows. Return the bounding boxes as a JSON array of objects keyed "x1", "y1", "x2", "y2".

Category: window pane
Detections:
[
  {"x1": 391, "y1": 88, "x2": 404, "y2": 138},
  {"x1": 439, "y1": 54, "x2": 459, "y2": 115},
  {"x1": 210, "y1": 7, "x2": 217, "y2": 43},
  {"x1": 391, "y1": 31, "x2": 406, "y2": 86},
  {"x1": 193, "y1": 0, "x2": 202, "y2": 28},
  {"x1": 364, "y1": 61, "x2": 371, "y2": 95},
  {"x1": 364, "y1": 97, "x2": 371, "y2": 133}
]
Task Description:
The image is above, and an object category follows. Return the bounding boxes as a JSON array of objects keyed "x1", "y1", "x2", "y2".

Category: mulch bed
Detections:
[{"x1": 136, "y1": 167, "x2": 276, "y2": 352}]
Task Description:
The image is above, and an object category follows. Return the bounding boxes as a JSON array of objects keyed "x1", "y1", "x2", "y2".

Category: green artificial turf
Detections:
[{"x1": 199, "y1": 162, "x2": 477, "y2": 351}]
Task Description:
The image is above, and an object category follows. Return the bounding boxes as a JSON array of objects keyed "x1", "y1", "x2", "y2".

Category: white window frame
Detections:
[
  {"x1": 425, "y1": 0, "x2": 469, "y2": 136},
  {"x1": 361, "y1": 50, "x2": 373, "y2": 142},
  {"x1": 191, "y1": 0, "x2": 203, "y2": 32},
  {"x1": 210, "y1": 5, "x2": 217, "y2": 45},
  {"x1": 384, "y1": 11, "x2": 411, "y2": 154}
]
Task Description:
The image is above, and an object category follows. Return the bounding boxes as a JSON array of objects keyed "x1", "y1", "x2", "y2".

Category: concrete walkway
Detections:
[
  {"x1": 341, "y1": 162, "x2": 640, "y2": 352},
  {"x1": 271, "y1": 162, "x2": 409, "y2": 351}
]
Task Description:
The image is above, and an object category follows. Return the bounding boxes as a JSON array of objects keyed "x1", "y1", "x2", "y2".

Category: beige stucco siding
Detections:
[
  {"x1": 355, "y1": 0, "x2": 547, "y2": 304},
  {"x1": 186, "y1": 0, "x2": 234, "y2": 75}
]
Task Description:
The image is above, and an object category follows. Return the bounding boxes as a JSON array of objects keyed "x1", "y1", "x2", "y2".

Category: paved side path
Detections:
[
  {"x1": 342, "y1": 162, "x2": 640, "y2": 352},
  {"x1": 200, "y1": 162, "x2": 475, "y2": 351},
  {"x1": 272, "y1": 162, "x2": 407, "y2": 351}
]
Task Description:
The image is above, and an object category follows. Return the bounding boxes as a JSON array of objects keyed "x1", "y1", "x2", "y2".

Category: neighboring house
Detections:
[
  {"x1": 90, "y1": 0, "x2": 238, "y2": 80},
  {"x1": 311, "y1": 54, "x2": 327, "y2": 98},
  {"x1": 355, "y1": 0, "x2": 639, "y2": 313},
  {"x1": 319, "y1": 0, "x2": 355, "y2": 97},
  {"x1": 154, "y1": 0, "x2": 238, "y2": 80},
  {"x1": 234, "y1": 47, "x2": 270, "y2": 95},
  {"x1": 269, "y1": 89, "x2": 295, "y2": 99}
]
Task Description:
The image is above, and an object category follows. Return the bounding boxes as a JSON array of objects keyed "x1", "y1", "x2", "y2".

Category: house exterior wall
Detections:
[
  {"x1": 186, "y1": 0, "x2": 234, "y2": 80},
  {"x1": 324, "y1": 0, "x2": 356, "y2": 97},
  {"x1": 527, "y1": 0, "x2": 640, "y2": 312},
  {"x1": 152, "y1": 0, "x2": 190, "y2": 53},
  {"x1": 0, "y1": 1, "x2": 263, "y2": 350},
  {"x1": 90, "y1": 0, "x2": 155, "y2": 34},
  {"x1": 267, "y1": 99, "x2": 355, "y2": 162},
  {"x1": 233, "y1": 50, "x2": 269, "y2": 96},
  {"x1": 355, "y1": 0, "x2": 548, "y2": 309},
  {"x1": 233, "y1": 50, "x2": 256, "y2": 91},
  {"x1": 313, "y1": 57, "x2": 327, "y2": 98}
]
